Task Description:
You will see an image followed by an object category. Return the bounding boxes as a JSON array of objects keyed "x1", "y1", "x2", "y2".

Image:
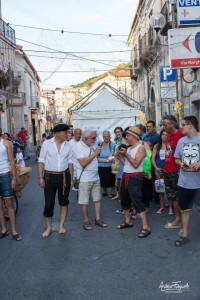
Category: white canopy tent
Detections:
[{"x1": 71, "y1": 84, "x2": 144, "y2": 140}]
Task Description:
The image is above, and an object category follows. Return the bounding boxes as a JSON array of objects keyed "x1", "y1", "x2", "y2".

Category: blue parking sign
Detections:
[{"x1": 160, "y1": 66, "x2": 176, "y2": 82}]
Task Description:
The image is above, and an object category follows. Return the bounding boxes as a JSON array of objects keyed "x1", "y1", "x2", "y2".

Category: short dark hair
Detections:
[
  {"x1": 183, "y1": 116, "x2": 198, "y2": 130},
  {"x1": 114, "y1": 127, "x2": 123, "y2": 133},
  {"x1": 135, "y1": 124, "x2": 146, "y2": 134},
  {"x1": 18, "y1": 145, "x2": 24, "y2": 151},
  {"x1": 147, "y1": 120, "x2": 156, "y2": 127}
]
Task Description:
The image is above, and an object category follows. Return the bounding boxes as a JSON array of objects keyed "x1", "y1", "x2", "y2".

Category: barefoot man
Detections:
[{"x1": 38, "y1": 124, "x2": 73, "y2": 237}]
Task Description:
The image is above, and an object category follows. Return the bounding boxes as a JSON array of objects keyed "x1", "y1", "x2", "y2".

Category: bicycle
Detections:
[{"x1": 3, "y1": 192, "x2": 18, "y2": 221}]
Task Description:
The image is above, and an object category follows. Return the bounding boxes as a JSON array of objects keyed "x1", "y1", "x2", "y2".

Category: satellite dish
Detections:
[{"x1": 0, "y1": 95, "x2": 6, "y2": 104}]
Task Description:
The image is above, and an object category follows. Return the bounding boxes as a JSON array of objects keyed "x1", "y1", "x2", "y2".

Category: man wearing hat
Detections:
[
  {"x1": 38, "y1": 124, "x2": 73, "y2": 237},
  {"x1": 116, "y1": 126, "x2": 151, "y2": 238}
]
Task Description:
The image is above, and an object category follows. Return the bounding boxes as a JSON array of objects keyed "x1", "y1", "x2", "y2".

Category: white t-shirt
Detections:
[
  {"x1": 76, "y1": 141, "x2": 99, "y2": 182},
  {"x1": 123, "y1": 144, "x2": 145, "y2": 173},
  {"x1": 174, "y1": 135, "x2": 200, "y2": 189},
  {"x1": 16, "y1": 152, "x2": 25, "y2": 167}
]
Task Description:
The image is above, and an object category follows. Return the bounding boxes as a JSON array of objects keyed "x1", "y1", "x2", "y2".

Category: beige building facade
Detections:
[{"x1": 128, "y1": 0, "x2": 200, "y2": 125}]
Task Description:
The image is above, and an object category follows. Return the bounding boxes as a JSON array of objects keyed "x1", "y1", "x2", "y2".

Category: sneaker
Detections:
[
  {"x1": 168, "y1": 209, "x2": 174, "y2": 215},
  {"x1": 116, "y1": 208, "x2": 124, "y2": 215},
  {"x1": 72, "y1": 187, "x2": 79, "y2": 192},
  {"x1": 156, "y1": 208, "x2": 164, "y2": 214}
]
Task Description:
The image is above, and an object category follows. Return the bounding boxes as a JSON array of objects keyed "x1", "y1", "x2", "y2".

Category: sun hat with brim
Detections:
[{"x1": 124, "y1": 126, "x2": 142, "y2": 140}]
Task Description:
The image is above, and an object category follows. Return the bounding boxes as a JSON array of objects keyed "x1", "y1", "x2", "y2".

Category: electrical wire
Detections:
[{"x1": 10, "y1": 23, "x2": 128, "y2": 37}]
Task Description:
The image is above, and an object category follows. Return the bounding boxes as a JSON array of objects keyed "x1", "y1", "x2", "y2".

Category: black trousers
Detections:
[{"x1": 43, "y1": 171, "x2": 71, "y2": 218}]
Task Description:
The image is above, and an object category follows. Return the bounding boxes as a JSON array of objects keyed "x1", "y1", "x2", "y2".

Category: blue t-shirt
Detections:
[
  {"x1": 174, "y1": 135, "x2": 200, "y2": 189},
  {"x1": 98, "y1": 142, "x2": 114, "y2": 167},
  {"x1": 144, "y1": 132, "x2": 159, "y2": 147}
]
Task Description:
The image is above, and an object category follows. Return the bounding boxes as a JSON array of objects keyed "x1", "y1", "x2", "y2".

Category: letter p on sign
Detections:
[{"x1": 160, "y1": 66, "x2": 176, "y2": 82}]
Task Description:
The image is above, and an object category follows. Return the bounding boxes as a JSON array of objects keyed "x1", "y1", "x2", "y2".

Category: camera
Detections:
[{"x1": 118, "y1": 144, "x2": 129, "y2": 151}]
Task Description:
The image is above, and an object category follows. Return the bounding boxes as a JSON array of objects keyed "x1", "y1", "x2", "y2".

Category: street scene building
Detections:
[{"x1": 128, "y1": 0, "x2": 200, "y2": 125}]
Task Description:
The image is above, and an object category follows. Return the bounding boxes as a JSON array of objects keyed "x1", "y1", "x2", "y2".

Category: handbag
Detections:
[{"x1": 154, "y1": 178, "x2": 165, "y2": 193}]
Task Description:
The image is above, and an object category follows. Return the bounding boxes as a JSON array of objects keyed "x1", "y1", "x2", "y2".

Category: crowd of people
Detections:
[{"x1": 1, "y1": 114, "x2": 200, "y2": 247}]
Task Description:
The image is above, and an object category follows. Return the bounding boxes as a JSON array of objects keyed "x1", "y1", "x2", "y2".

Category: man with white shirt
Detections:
[
  {"x1": 38, "y1": 124, "x2": 73, "y2": 237},
  {"x1": 76, "y1": 130, "x2": 107, "y2": 230},
  {"x1": 69, "y1": 128, "x2": 82, "y2": 191}
]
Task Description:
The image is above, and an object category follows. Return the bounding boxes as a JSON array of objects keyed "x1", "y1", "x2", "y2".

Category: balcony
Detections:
[
  {"x1": 8, "y1": 92, "x2": 26, "y2": 106},
  {"x1": 0, "y1": 19, "x2": 16, "y2": 45}
]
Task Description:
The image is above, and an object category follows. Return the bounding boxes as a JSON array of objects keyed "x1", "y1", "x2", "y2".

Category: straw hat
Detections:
[{"x1": 124, "y1": 126, "x2": 142, "y2": 140}]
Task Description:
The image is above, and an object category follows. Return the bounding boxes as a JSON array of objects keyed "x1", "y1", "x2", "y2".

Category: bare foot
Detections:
[
  {"x1": 59, "y1": 227, "x2": 66, "y2": 234},
  {"x1": 42, "y1": 228, "x2": 52, "y2": 238}
]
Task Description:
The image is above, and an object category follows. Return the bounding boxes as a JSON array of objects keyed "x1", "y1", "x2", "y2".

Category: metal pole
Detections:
[{"x1": 9, "y1": 67, "x2": 14, "y2": 135}]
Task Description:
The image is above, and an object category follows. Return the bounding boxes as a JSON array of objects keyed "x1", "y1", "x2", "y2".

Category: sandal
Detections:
[
  {"x1": 137, "y1": 228, "x2": 151, "y2": 238},
  {"x1": 12, "y1": 233, "x2": 22, "y2": 241},
  {"x1": 95, "y1": 219, "x2": 108, "y2": 228},
  {"x1": 0, "y1": 231, "x2": 9, "y2": 239},
  {"x1": 83, "y1": 221, "x2": 93, "y2": 230},
  {"x1": 117, "y1": 222, "x2": 133, "y2": 229},
  {"x1": 174, "y1": 236, "x2": 189, "y2": 247}
]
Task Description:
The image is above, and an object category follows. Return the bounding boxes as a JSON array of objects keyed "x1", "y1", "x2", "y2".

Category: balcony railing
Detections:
[{"x1": 0, "y1": 19, "x2": 16, "y2": 44}]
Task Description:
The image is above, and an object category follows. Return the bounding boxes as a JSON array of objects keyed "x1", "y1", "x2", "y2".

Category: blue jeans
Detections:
[{"x1": 0, "y1": 173, "x2": 14, "y2": 199}]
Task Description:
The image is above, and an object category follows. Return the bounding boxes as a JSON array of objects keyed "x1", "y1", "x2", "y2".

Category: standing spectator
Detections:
[
  {"x1": 18, "y1": 127, "x2": 27, "y2": 158},
  {"x1": 3, "y1": 132, "x2": 11, "y2": 141},
  {"x1": 69, "y1": 128, "x2": 82, "y2": 191},
  {"x1": 16, "y1": 145, "x2": 25, "y2": 167},
  {"x1": 66, "y1": 132, "x2": 73, "y2": 141},
  {"x1": 38, "y1": 124, "x2": 73, "y2": 237},
  {"x1": 0, "y1": 135, "x2": 22, "y2": 241},
  {"x1": 24, "y1": 130, "x2": 30, "y2": 159},
  {"x1": 152, "y1": 129, "x2": 168, "y2": 213},
  {"x1": 116, "y1": 126, "x2": 151, "y2": 237},
  {"x1": 13, "y1": 134, "x2": 24, "y2": 158},
  {"x1": 76, "y1": 130, "x2": 107, "y2": 230},
  {"x1": 112, "y1": 127, "x2": 126, "y2": 203},
  {"x1": 162, "y1": 115, "x2": 184, "y2": 228},
  {"x1": 143, "y1": 120, "x2": 160, "y2": 149},
  {"x1": 174, "y1": 116, "x2": 200, "y2": 246},
  {"x1": 98, "y1": 131, "x2": 115, "y2": 197}
]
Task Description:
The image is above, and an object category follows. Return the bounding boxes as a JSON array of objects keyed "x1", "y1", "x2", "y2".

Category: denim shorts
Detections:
[{"x1": 0, "y1": 173, "x2": 14, "y2": 199}]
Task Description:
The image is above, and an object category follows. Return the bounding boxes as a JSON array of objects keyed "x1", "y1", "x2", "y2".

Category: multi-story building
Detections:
[
  {"x1": 88, "y1": 69, "x2": 133, "y2": 99},
  {"x1": 42, "y1": 86, "x2": 87, "y2": 125},
  {"x1": 15, "y1": 45, "x2": 41, "y2": 146},
  {"x1": 0, "y1": 12, "x2": 16, "y2": 132},
  {"x1": 128, "y1": 0, "x2": 200, "y2": 124}
]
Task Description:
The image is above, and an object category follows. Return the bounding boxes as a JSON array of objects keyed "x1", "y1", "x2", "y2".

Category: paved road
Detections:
[{"x1": 1, "y1": 155, "x2": 200, "y2": 300}]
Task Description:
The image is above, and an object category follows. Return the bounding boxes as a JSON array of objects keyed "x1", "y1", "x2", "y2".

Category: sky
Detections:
[{"x1": 2, "y1": 0, "x2": 139, "y2": 89}]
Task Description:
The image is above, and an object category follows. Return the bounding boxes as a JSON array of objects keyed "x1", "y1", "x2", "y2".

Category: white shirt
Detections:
[
  {"x1": 124, "y1": 144, "x2": 145, "y2": 173},
  {"x1": 68, "y1": 139, "x2": 80, "y2": 178},
  {"x1": 0, "y1": 139, "x2": 10, "y2": 174},
  {"x1": 76, "y1": 141, "x2": 99, "y2": 182},
  {"x1": 38, "y1": 137, "x2": 73, "y2": 171},
  {"x1": 16, "y1": 152, "x2": 25, "y2": 167}
]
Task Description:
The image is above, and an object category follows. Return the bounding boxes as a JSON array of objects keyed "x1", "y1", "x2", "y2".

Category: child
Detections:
[{"x1": 16, "y1": 145, "x2": 25, "y2": 167}]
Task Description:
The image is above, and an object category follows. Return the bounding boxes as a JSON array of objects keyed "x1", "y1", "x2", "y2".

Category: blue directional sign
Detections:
[{"x1": 160, "y1": 66, "x2": 176, "y2": 82}]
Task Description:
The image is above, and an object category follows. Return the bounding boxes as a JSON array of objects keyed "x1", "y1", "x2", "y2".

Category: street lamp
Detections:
[{"x1": 150, "y1": 13, "x2": 166, "y2": 34}]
